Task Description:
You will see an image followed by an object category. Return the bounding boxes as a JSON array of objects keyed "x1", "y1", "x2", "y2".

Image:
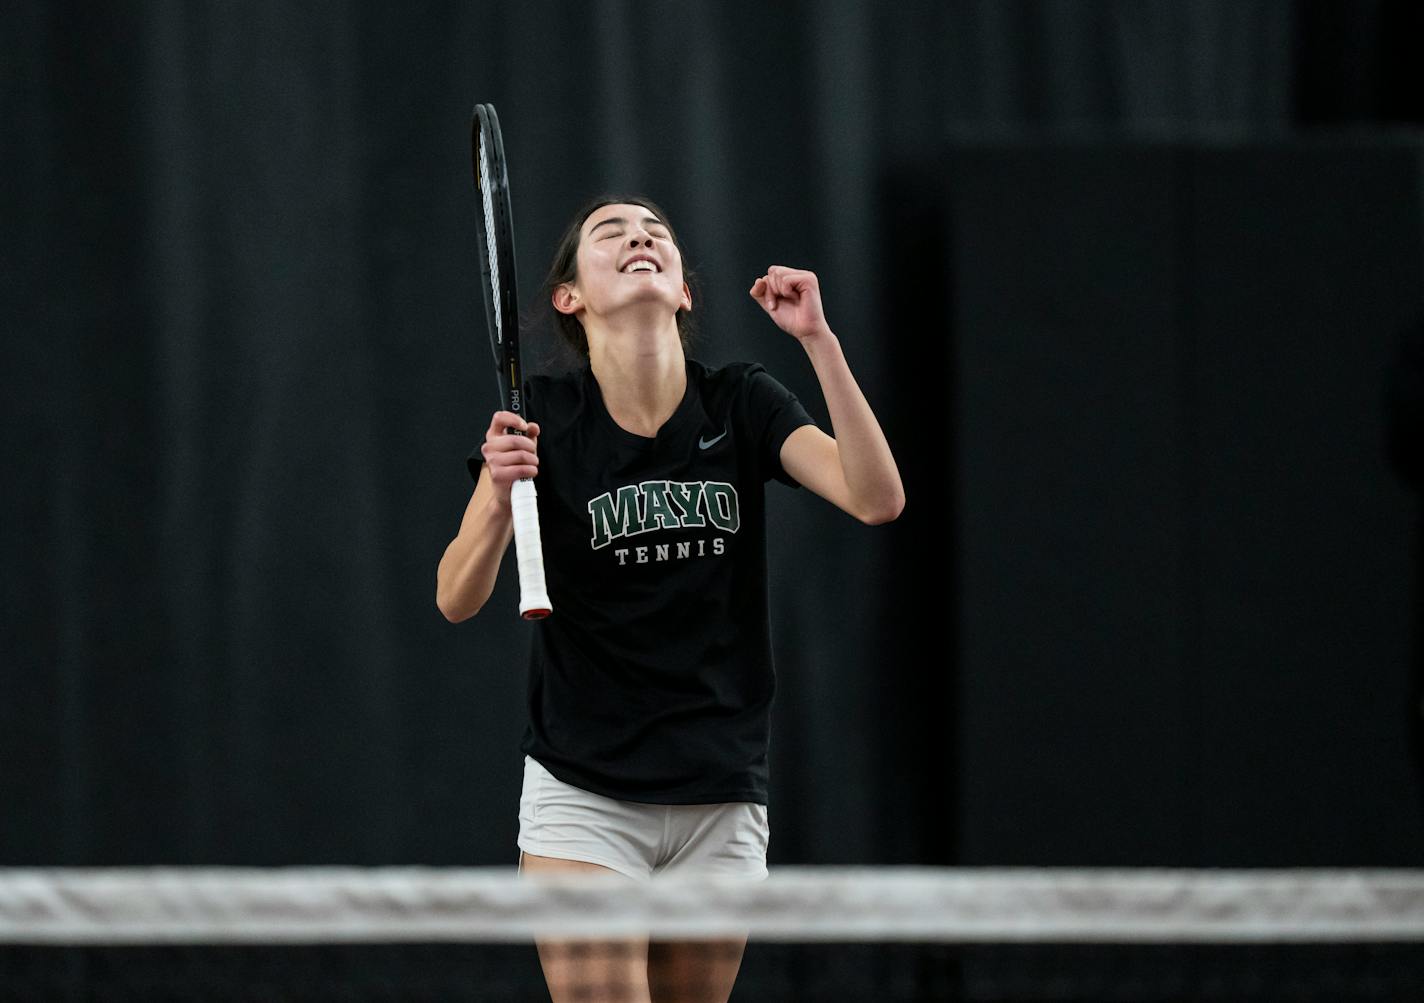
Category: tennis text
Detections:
[{"x1": 612, "y1": 537, "x2": 726, "y2": 565}]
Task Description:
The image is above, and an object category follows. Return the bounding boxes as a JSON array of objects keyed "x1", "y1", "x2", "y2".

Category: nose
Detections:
[{"x1": 626, "y1": 221, "x2": 656, "y2": 248}]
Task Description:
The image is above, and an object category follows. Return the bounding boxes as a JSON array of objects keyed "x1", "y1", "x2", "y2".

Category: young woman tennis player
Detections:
[{"x1": 437, "y1": 196, "x2": 903, "y2": 1003}]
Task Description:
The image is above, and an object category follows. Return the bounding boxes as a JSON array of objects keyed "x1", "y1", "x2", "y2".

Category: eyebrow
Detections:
[{"x1": 588, "y1": 215, "x2": 667, "y2": 236}]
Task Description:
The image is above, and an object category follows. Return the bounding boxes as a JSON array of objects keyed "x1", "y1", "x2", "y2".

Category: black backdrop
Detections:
[{"x1": 5, "y1": 1, "x2": 1424, "y2": 875}]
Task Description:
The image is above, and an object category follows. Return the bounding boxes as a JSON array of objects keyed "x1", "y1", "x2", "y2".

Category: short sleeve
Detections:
[{"x1": 743, "y1": 364, "x2": 816, "y2": 488}]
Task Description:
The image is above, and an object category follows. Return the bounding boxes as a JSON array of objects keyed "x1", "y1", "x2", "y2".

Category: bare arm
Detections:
[
  {"x1": 750, "y1": 265, "x2": 904, "y2": 525},
  {"x1": 779, "y1": 334, "x2": 903, "y2": 524},
  {"x1": 435, "y1": 411, "x2": 540, "y2": 622},
  {"x1": 436, "y1": 467, "x2": 514, "y2": 621}
]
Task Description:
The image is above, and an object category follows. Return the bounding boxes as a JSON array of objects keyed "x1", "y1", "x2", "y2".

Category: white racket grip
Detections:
[{"x1": 509, "y1": 478, "x2": 552, "y2": 618}]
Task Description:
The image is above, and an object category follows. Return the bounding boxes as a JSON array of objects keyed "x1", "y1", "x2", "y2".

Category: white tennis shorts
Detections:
[{"x1": 517, "y1": 755, "x2": 770, "y2": 882}]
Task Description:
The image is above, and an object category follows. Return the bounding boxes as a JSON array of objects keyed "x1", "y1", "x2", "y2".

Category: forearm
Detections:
[
  {"x1": 800, "y1": 330, "x2": 905, "y2": 520},
  {"x1": 436, "y1": 492, "x2": 515, "y2": 622}
]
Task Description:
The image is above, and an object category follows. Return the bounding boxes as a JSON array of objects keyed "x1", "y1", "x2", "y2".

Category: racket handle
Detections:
[{"x1": 509, "y1": 478, "x2": 552, "y2": 619}]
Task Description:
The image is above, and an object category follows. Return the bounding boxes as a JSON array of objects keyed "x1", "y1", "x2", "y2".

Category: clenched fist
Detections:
[
  {"x1": 480, "y1": 410, "x2": 540, "y2": 505},
  {"x1": 749, "y1": 265, "x2": 832, "y2": 342}
]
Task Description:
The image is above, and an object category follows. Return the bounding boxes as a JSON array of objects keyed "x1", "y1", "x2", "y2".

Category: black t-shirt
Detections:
[{"x1": 467, "y1": 357, "x2": 815, "y2": 804}]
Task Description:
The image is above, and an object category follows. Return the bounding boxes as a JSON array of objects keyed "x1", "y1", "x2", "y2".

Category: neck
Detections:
[{"x1": 586, "y1": 318, "x2": 686, "y2": 438}]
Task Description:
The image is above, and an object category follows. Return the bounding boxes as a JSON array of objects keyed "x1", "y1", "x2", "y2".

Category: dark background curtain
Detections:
[{"x1": 5, "y1": 0, "x2": 1423, "y2": 877}]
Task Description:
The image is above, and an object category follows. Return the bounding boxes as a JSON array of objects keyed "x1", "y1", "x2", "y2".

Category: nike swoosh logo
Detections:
[{"x1": 699, "y1": 427, "x2": 728, "y2": 450}]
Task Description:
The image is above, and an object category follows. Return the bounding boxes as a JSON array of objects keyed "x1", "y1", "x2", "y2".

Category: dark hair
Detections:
[{"x1": 536, "y1": 194, "x2": 700, "y2": 362}]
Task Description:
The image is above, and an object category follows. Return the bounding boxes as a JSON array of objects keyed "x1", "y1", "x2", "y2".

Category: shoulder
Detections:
[
  {"x1": 527, "y1": 366, "x2": 586, "y2": 415},
  {"x1": 687, "y1": 357, "x2": 777, "y2": 403},
  {"x1": 687, "y1": 358, "x2": 768, "y2": 378},
  {"x1": 520, "y1": 366, "x2": 595, "y2": 446},
  {"x1": 528, "y1": 366, "x2": 584, "y2": 396}
]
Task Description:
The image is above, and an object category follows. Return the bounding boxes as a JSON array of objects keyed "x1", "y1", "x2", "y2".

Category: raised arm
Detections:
[
  {"x1": 749, "y1": 266, "x2": 904, "y2": 525},
  {"x1": 436, "y1": 411, "x2": 540, "y2": 621}
]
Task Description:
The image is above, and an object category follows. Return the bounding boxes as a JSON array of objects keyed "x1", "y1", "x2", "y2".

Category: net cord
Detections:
[{"x1": 2, "y1": 868, "x2": 1422, "y2": 945}]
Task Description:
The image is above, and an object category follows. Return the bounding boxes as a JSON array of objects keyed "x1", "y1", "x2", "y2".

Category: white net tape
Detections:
[{"x1": 2, "y1": 868, "x2": 1422, "y2": 946}]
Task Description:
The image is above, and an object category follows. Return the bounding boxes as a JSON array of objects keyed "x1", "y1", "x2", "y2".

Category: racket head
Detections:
[{"x1": 471, "y1": 103, "x2": 526, "y2": 421}]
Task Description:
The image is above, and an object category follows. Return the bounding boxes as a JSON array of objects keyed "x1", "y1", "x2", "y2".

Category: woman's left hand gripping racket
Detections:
[{"x1": 471, "y1": 103, "x2": 552, "y2": 620}]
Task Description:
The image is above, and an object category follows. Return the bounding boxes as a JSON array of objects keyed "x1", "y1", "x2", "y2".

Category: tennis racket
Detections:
[{"x1": 471, "y1": 103, "x2": 552, "y2": 620}]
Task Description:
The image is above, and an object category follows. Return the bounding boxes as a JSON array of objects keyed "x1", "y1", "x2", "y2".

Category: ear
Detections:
[
  {"x1": 680, "y1": 281, "x2": 693, "y2": 313},
  {"x1": 552, "y1": 283, "x2": 580, "y2": 316}
]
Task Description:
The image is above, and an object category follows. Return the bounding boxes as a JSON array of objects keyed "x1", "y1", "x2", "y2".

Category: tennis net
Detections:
[{"x1": 2, "y1": 867, "x2": 1422, "y2": 1000}]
